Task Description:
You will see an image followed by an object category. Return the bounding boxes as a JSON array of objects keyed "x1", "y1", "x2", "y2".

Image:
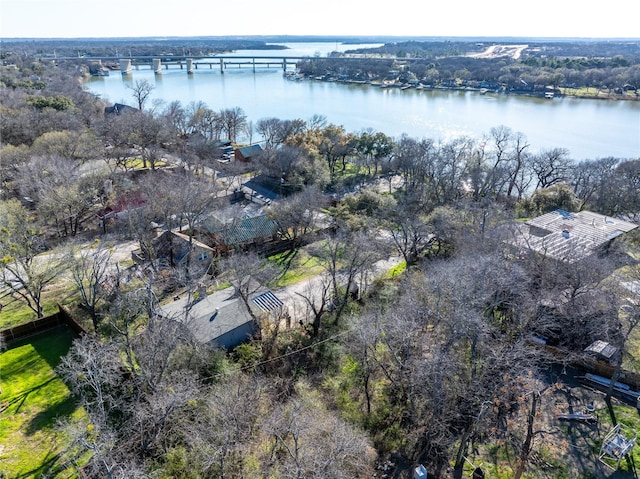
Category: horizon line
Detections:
[{"x1": 2, "y1": 34, "x2": 640, "y2": 42}]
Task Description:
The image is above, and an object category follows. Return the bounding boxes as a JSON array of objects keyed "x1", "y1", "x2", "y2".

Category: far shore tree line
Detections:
[
  {"x1": 299, "y1": 40, "x2": 640, "y2": 96},
  {"x1": 0, "y1": 37, "x2": 287, "y2": 63},
  {"x1": 1, "y1": 46, "x2": 640, "y2": 479}
]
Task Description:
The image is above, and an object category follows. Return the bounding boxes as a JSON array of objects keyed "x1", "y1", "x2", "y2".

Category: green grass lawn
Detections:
[
  {"x1": 0, "y1": 281, "x2": 78, "y2": 330},
  {"x1": 383, "y1": 260, "x2": 406, "y2": 279},
  {"x1": 597, "y1": 404, "x2": 640, "y2": 475},
  {"x1": 268, "y1": 249, "x2": 325, "y2": 287},
  {"x1": 0, "y1": 328, "x2": 85, "y2": 478},
  {"x1": 0, "y1": 296, "x2": 60, "y2": 330},
  {"x1": 612, "y1": 262, "x2": 640, "y2": 375},
  {"x1": 122, "y1": 158, "x2": 167, "y2": 169}
]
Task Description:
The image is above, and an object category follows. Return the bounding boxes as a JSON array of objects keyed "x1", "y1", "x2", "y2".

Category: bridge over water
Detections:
[{"x1": 45, "y1": 55, "x2": 407, "y2": 74}]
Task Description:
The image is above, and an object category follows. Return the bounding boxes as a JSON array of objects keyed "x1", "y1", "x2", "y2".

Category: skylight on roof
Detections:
[{"x1": 252, "y1": 291, "x2": 283, "y2": 312}]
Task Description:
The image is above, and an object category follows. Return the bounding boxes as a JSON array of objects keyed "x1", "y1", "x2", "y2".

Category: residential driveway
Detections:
[
  {"x1": 275, "y1": 274, "x2": 329, "y2": 324},
  {"x1": 107, "y1": 238, "x2": 139, "y2": 266},
  {"x1": 274, "y1": 255, "x2": 402, "y2": 324}
]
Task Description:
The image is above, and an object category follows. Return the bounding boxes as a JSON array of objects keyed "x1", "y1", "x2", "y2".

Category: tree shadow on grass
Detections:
[
  {"x1": 24, "y1": 393, "x2": 78, "y2": 435},
  {"x1": 1, "y1": 329, "x2": 80, "y2": 478},
  {"x1": 29, "y1": 326, "x2": 76, "y2": 372},
  {"x1": 1, "y1": 328, "x2": 76, "y2": 414},
  {"x1": 547, "y1": 367, "x2": 639, "y2": 479},
  {"x1": 2, "y1": 326, "x2": 75, "y2": 378},
  {"x1": 271, "y1": 248, "x2": 299, "y2": 283},
  {"x1": 1, "y1": 377, "x2": 57, "y2": 414},
  {"x1": 13, "y1": 445, "x2": 74, "y2": 479}
]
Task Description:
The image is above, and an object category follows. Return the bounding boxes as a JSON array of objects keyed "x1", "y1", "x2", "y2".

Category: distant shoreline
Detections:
[{"x1": 292, "y1": 75, "x2": 640, "y2": 102}]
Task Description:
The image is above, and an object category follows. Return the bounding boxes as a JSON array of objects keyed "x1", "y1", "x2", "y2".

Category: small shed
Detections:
[
  {"x1": 96, "y1": 191, "x2": 146, "y2": 232},
  {"x1": 235, "y1": 144, "x2": 263, "y2": 162},
  {"x1": 584, "y1": 340, "x2": 619, "y2": 363}
]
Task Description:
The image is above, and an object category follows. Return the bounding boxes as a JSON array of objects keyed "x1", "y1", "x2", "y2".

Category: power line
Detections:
[{"x1": 215, "y1": 329, "x2": 351, "y2": 378}]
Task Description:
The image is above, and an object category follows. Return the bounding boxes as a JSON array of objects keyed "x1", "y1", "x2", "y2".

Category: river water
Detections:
[{"x1": 85, "y1": 42, "x2": 640, "y2": 160}]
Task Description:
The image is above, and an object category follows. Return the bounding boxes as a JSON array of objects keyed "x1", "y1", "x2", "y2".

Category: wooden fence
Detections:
[{"x1": 1, "y1": 304, "x2": 86, "y2": 345}]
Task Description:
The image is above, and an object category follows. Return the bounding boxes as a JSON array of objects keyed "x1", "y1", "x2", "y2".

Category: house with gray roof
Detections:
[
  {"x1": 104, "y1": 102, "x2": 138, "y2": 116},
  {"x1": 158, "y1": 285, "x2": 283, "y2": 349}
]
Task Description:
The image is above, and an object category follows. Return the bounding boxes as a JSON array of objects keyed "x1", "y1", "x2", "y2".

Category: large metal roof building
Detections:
[{"x1": 509, "y1": 209, "x2": 638, "y2": 263}]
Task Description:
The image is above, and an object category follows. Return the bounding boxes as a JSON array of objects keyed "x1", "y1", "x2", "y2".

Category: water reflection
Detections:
[{"x1": 86, "y1": 44, "x2": 640, "y2": 160}]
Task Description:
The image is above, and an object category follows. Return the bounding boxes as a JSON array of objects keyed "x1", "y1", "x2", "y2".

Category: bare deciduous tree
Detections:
[
  {"x1": 295, "y1": 275, "x2": 333, "y2": 338},
  {"x1": 67, "y1": 239, "x2": 113, "y2": 331},
  {"x1": 261, "y1": 381, "x2": 375, "y2": 479},
  {"x1": 183, "y1": 373, "x2": 272, "y2": 477},
  {"x1": 530, "y1": 147, "x2": 573, "y2": 189},
  {"x1": 381, "y1": 201, "x2": 432, "y2": 267},
  {"x1": 219, "y1": 107, "x2": 247, "y2": 143},
  {"x1": 127, "y1": 79, "x2": 155, "y2": 111},
  {"x1": 15, "y1": 155, "x2": 103, "y2": 237},
  {"x1": 312, "y1": 229, "x2": 383, "y2": 324},
  {"x1": 268, "y1": 186, "x2": 325, "y2": 250},
  {"x1": 58, "y1": 334, "x2": 124, "y2": 427},
  {"x1": 256, "y1": 117, "x2": 306, "y2": 149},
  {"x1": 0, "y1": 199, "x2": 63, "y2": 317},
  {"x1": 221, "y1": 251, "x2": 280, "y2": 357},
  {"x1": 147, "y1": 169, "x2": 219, "y2": 281},
  {"x1": 57, "y1": 309, "x2": 211, "y2": 477}
]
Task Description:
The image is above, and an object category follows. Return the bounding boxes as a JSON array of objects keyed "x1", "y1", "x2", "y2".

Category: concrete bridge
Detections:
[
  {"x1": 116, "y1": 56, "x2": 304, "y2": 74},
  {"x1": 63, "y1": 55, "x2": 334, "y2": 74},
  {"x1": 55, "y1": 55, "x2": 408, "y2": 75}
]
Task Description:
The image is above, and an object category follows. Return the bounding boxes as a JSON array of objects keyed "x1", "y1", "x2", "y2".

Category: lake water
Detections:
[{"x1": 85, "y1": 42, "x2": 640, "y2": 160}]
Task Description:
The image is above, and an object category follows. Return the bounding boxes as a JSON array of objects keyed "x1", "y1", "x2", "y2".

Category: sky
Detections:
[{"x1": 1, "y1": 0, "x2": 639, "y2": 39}]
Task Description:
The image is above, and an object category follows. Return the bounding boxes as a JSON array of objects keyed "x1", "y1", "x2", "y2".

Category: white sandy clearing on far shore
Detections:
[{"x1": 468, "y1": 44, "x2": 528, "y2": 60}]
